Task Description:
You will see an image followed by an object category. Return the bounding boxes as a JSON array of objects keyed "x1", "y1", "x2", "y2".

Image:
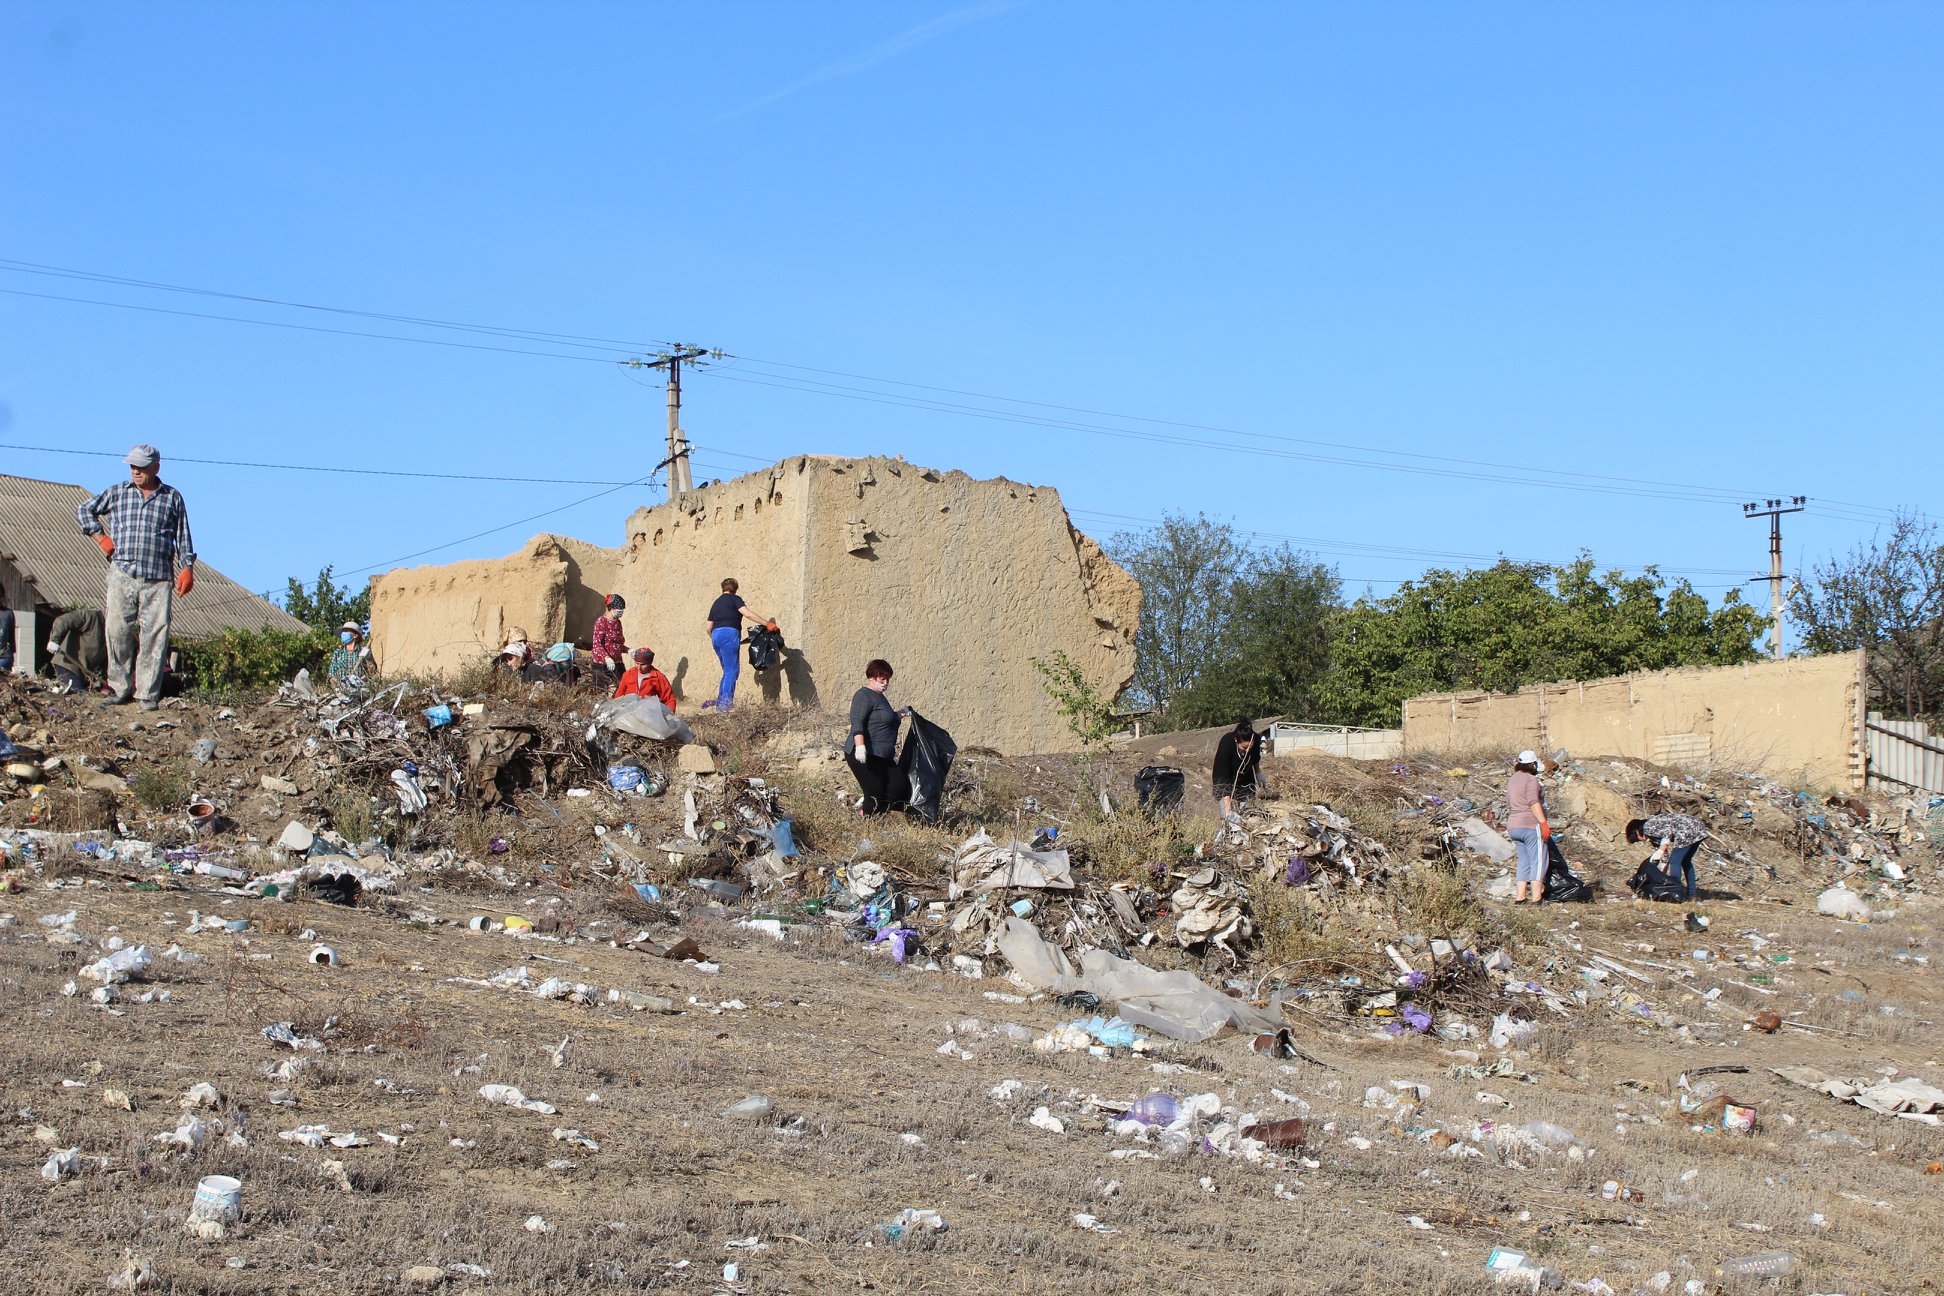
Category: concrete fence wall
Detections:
[
  {"x1": 1269, "y1": 722, "x2": 1404, "y2": 761},
  {"x1": 1401, "y1": 651, "x2": 1868, "y2": 790}
]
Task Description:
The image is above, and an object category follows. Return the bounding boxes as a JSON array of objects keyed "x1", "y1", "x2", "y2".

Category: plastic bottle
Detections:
[{"x1": 1715, "y1": 1252, "x2": 1798, "y2": 1281}]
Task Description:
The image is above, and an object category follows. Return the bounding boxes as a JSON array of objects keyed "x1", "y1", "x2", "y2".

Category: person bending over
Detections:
[
  {"x1": 1212, "y1": 720, "x2": 1264, "y2": 817},
  {"x1": 1627, "y1": 812, "x2": 1708, "y2": 902}
]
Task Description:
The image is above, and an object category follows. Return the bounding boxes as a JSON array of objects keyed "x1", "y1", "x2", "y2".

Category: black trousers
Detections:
[{"x1": 847, "y1": 751, "x2": 898, "y2": 816}]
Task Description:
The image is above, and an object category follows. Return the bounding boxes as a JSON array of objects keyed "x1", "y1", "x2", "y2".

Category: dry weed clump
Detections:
[
  {"x1": 1249, "y1": 881, "x2": 1365, "y2": 970},
  {"x1": 1062, "y1": 809, "x2": 1219, "y2": 887},
  {"x1": 128, "y1": 759, "x2": 192, "y2": 812}
]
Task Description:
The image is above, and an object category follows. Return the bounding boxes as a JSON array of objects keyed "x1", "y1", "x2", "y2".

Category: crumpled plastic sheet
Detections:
[
  {"x1": 949, "y1": 829, "x2": 1074, "y2": 897},
  {"x1": 993, "y1": 917, "x2": 1280, "y2": 1043},
  {"x1": 588, "y1": 695, "x2": 694, "y2": 745},
  {"x1": 1771, "y1": 1065, "x2": 1944, "y2": 1125}
]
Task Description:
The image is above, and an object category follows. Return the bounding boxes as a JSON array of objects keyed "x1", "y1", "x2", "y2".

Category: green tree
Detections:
[
  {"x1": 1167, "y1": 546, "x2": 1341, "y2": 729},
  {"x1": 284, "y1": 565, "x2": 371, "y2": 631},
  {"x1": 1110, "y1": 514, "x2": 1250, "y2": 716},
  {"x1": 1790, "y1": 512, "x2": 1944, "y2": 720},
  {"x1": 1312, "y1": 558, "x2": 1766, "y2": 727}
]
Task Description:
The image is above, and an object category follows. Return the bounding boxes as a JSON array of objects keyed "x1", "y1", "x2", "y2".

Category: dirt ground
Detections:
[{"x1": 1, "y1": 678, "x2": 1939, "y2": 1295}]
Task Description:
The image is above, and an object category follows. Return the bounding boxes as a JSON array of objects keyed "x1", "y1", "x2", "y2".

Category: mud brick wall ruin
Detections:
[
  {"x1": 1402, "y1": 650, "x2": 1869, "y2": 790},
  {"x1": 370, "y1": 456, "x2": 1141, "y2": 754}
]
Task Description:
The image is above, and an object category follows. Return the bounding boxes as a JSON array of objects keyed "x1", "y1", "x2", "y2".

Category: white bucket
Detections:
[
  {"x1": 191, "y1": 1174, "x2": 242, "y2": 1221},
  {"x1": 309, "y1": 945, "x2": 338, "y2": 966}
]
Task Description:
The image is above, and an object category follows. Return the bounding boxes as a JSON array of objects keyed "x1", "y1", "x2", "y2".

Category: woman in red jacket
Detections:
[{"x1": 614, "y1": 647, "x2": 677, "y2": 711}]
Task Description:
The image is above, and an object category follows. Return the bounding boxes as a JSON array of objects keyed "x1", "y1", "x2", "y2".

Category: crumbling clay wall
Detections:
[
  {"x1": 370, "y1": 535, "x2": 618, "y2": 679},
  {"x1": 1402, "y1": 651, "x2": 1867, "y2": 790},
  {"x1": 371, "y1": 456, "x2": 1140, "y2": 754}
]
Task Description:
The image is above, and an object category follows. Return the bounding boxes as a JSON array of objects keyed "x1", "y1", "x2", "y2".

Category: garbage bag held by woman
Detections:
[{"x1": 897, "y1": 710, "x2": 957, "y2": 824}]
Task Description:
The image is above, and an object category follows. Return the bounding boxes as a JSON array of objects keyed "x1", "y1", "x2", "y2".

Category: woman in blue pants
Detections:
[{"x1": 701, "y1": 578, "x2": 772, "y2": 712}]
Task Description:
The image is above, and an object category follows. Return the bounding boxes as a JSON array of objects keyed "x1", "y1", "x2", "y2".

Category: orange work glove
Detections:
[
  {"x1": 1539, "y1": 820, "x2": 1553, "y2": 840},
  {"x1": 95, "y1": 533, "x2": 115, "y2": 558},
  {"x1": 175, "y1": 568, "x2": 195, "y2": 596}
]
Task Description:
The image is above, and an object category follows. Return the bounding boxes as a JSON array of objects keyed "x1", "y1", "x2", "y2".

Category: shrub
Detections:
[
  {"x1": 128, "y1": 760, "x2": 191, "y2": 812},
  {"x1": 176, "y1": 626, "x2": 336, "y2": 691}
]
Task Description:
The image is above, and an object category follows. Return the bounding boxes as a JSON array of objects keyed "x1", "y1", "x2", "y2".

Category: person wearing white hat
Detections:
[
  {"x1": 75, "y1": 444, "x2": 195, "y2": 711},
  {"x1": 327, "y1": 621, "x2": 373, "y2": 687},
  {"x1": 1505, "y1": 750, "x2": 1551, "y2": 903},
  {"x1": 496, "y1": 627, "x2": 536, "y2": 673}
]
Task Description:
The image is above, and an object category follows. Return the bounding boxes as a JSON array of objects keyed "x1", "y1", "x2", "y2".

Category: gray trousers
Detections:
[{"x1": 105, "y1": 565, "x2": 173, "y2": 703}]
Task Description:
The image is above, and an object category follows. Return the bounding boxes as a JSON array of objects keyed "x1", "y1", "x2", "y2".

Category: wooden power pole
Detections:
[
  {"x1": 628, "y1": 344, "x2": 722, "y2": 499},
  {"x1": 1742, "y1": 495, "x2": 1805, "y2": 659}
]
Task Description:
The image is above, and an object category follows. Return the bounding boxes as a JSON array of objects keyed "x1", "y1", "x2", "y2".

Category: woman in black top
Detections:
[
  {"x1": 1212, "y1": 719, "x2": 1264, "y2": 817},
  {"x1": 847, "y1": 658, "x2": 905, "y2": 815},
  {"x1": 702, "y1": 578, "x2": 771, "y2": 713}
]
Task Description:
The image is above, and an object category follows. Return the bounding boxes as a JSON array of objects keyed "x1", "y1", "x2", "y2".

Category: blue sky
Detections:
[{"x1": 2, "y1": 1, "x2": 1939, "y2": 638}]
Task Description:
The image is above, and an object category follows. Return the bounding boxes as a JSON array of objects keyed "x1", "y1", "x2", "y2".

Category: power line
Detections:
[
  {"x1": 0, "y1": 442, "x2": 638, "y2": 487},
  {"x1": 0, "y1": 287, "x2": 628, "y2": 365},
  {"x1": 720, "y1": 354, "x2": 1849, "y2": 514},
  {"x1": 3, "y1": 259, "x2": 1912, "y2": 519},
  {"x1": 698, "y1": 368, "x2": 1784, "y2": 507},
  {"x1": 1068, "y1": 508, "x2": 1753, "y2": 579},
  {"x1": 0, "y1": 258, "x2": 661, "y2": 353}
]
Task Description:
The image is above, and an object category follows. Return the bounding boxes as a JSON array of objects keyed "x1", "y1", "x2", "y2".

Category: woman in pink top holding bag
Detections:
[{"x1": 1505, "y1": 750, "x2": 1552, "y2": 903}]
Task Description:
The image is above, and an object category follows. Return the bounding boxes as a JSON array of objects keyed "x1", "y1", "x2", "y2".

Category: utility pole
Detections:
[
  {"x1": 1742, "y1": 495, "x2": 1805, "y2": 660},
  {"x1": 627, "y1": 344, "x2": 722, "y2": 499}
]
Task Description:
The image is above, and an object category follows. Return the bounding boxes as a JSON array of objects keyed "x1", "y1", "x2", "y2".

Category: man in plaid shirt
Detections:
[{"x1": 75, "y1": 444, "x2": 195, "y2": 711}]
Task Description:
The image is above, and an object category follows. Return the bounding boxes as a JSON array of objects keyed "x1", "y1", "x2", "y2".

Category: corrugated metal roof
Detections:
[{"x1": 0, "y1": 473, "x2": 309, "y2": 638}]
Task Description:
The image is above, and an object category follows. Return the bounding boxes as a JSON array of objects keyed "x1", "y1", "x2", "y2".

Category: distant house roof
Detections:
[{"x1": 0, "y1": 473, "x2": 308, "y2": 638}]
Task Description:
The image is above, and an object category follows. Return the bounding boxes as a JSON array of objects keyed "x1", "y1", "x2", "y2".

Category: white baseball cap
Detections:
[{"x1": 1516, "y1": 750, "x2": 1541, "y2": 767}]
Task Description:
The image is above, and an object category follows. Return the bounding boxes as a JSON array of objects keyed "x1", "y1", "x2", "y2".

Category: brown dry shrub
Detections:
[
  {"x1": 1061, "y1": 809, "x2": 1217, "y2": 887},
  {"x1": 39, "y1": 787, "x2": 119, "y2": 832}
]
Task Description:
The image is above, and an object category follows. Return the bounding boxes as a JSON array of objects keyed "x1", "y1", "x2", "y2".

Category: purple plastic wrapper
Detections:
[
  {"x1": 1400, "y1": 1004, "x2": 1433, "y2": 1033},
  {"x1": 1284, "y1": 856, "x2": 1312, "y2": 886}
]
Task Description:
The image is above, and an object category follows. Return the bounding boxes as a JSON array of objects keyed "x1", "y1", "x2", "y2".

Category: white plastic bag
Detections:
[
  {"x1": 589, "y1": 696, "x2": 694, "y2": 744},
  {"x1": 1816, "y1": 886, "x2": 1871, "y2": 922}
]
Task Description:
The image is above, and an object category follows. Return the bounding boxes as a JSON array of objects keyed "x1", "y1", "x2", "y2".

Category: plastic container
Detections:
[
  {"x1": 688, "y1": 878, "x2": 746, "y2": 902},
  {"x1": 632, "y1": 883, "x2": 662, "y2": 902},
  {"x1": 187, "y1": 801, "x2": 217, "y2": 836},
  {"x1": 191, "y1": 1174, "x2": 242, "y2": 1222},
  {"x1": 1128, "y1": 1091, "x2": 1180, "y2": 1127},
  {"x1": 422, "y1": 704, "x2": 453, "y2": 729},
  {"x1": 1715, "y1": 1253, "x2": 1798, "y2": 1281}
]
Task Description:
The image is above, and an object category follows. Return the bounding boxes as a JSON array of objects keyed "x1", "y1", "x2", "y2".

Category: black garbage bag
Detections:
[
  {"x1": 745, "y1": 624, "x2": 785, "y2": 673},
  {"x1": 308, "y1": 872, "x2": 362, "y2": 906},
  {"x1": 1628, "y1": 857, "x2": 1688, "y2": 902},
  {"x1": 1542, "y1": 839, "x2": 1592, "y2": 903},
  {"x1": 1135, "y1": 766, "x2": 1185, "y2": 815},
  {"x1": 896, "y1": 710, "x2": 956, "y2": 824}
]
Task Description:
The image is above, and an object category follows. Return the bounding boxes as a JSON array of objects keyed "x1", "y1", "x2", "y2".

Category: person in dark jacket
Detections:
[
  {"x1": 48, "y1": 608, "x2": 110, "y2": 694},
  {"x1": 847, "y1": 658, "x2": 906, "y2": 816},
  {"x1": 1212, "y1": 719, "x2": 1265, "y2": 816},
  {"x1": 0, "y1": 598, "x2": 13, "y2": 674}
]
